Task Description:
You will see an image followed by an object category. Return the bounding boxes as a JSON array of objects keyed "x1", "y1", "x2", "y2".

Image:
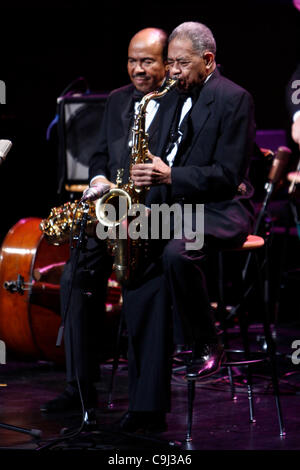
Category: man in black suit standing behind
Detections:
[
  {"x1": 40, "y1": 27, "x2": 168, "y2": 414},
  {"x1": 118, "y1": 21, "x2": 256, "y2": 432}
]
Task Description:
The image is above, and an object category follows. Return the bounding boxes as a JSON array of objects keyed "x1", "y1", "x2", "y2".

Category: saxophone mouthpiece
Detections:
[{"x1": 165, "y1": 77, "x2": 179, "y2": 91}]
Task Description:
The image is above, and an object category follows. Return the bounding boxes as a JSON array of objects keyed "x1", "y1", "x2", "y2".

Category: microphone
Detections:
[
  {"x1": 0, "y1": 140, "x2": 12, "y2": 165},
  {"x1": 254, "y1": 145, "x2": 292, "y2": 235},
  {"x1": 80, "y1": 183, "x2": 110, "y2": 202},
  {"x1": 267, "y1": 145, "x2": 292, "y2": 185}
]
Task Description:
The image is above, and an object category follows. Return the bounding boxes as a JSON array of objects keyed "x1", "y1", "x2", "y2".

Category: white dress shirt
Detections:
[
  {"x1": 165, "y1": 73, "x2": 213, "y2": 167},
  {"x1": 165, "y1": 97, "x2": 193, "y2": 167}
]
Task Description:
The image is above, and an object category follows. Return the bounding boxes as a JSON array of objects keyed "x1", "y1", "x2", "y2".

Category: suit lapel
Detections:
[
  {"x1": 156, "y1": 90, "x2": 179, "y2": 158},
  {"x1": 121, "y1": 87, "x2": 134, "y2": 146},
  {"x1": 147, "y1": 110, "x2": 160, "y2": 153},
  {"x1": 178, "y1": 74, "x2": 217, "y2": 166},
  {"x1": 118, "y1": 87, "x2": 135, "y2": 174}
]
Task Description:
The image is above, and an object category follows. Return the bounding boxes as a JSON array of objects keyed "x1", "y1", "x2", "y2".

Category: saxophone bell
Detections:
[{"x1": 95, "y1": 187, "x2": 132, "y2": 228}]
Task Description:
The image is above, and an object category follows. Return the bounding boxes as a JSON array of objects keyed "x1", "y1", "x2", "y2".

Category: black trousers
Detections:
[
  {"x1": 60, "y1": 237, "x2": 112, "y2": 388},
  {"x1": 59, "y1": 233, "x2": 239, "y2": 411},
  {"x1": 123, "y1": 237, "x2": 218, "y2": 412}
]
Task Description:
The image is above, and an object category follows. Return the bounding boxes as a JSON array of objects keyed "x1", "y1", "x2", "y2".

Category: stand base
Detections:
[{"x1": 0, "y1": 422, "x2": 42, "y2": 438}]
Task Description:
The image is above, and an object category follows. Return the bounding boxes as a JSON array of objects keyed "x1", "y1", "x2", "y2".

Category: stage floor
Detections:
[{"x1": 0, "y1": 323, "x2": 300, "y2": 458}]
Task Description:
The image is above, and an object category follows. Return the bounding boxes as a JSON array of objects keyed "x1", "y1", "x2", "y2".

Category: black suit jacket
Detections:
[
  {"x1": 89, "y1": 83, "x2": 160, "y2": 184},
  {"x1": 146, "y1": 69, "x2": 256, "y2": 241}
]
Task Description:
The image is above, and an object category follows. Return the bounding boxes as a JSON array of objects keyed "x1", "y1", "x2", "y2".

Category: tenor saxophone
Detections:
[
  {"x1": 95, "y1": 77, "x2": 178, "y2": 285},
  {"x1": 40, "y1": 200, "x2": 97, "y2": 245}
]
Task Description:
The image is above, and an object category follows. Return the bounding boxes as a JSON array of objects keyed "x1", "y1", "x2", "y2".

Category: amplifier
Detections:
[{"x1": 57, "y1": 93, "x2": 108, "y2": 192}]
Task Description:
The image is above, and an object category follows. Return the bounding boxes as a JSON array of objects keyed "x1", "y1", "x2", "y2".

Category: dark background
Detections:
[{"x1": 0, "y1": 0, "x2": 299, "y2": 243}]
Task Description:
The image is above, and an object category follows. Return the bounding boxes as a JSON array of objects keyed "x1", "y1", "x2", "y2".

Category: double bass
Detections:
[{"x1": 0, "y1": 217, "x2": 121, "y2": 364}]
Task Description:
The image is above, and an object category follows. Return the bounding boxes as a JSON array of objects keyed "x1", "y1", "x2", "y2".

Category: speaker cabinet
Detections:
[{"x1": 57, "y1": 93, "x2": 108, "y2": 193}]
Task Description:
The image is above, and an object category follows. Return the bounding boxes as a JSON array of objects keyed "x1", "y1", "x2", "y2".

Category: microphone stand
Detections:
[
  {"x1": 242, "y1": 180, "x2": 275, "y2": 280},
  {"x1": 226, "y1": 180, "x2": 274, "y2": 323},
  {"x1": 56, "y1": 202, "x2": 90, "y2": 348},
  {"x1": 242, "y1": 144, "x2": 292, "y2": 282},
  {"x1": 0, "y1": 421, "x2": 42, "y2": 439},
  {"x1": 36, "y1": 203, "x2": 96, "y2": 451},
  {"x1": 227, "y1": 146, "x2": 293, "y2": 347}
]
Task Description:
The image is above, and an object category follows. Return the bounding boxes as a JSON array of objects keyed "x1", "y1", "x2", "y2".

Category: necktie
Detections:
[
  {"x1": 165, "y1": 86, "x2": 202, "y2": 158},
  {"x1": 164, "y1": 93, "x2": 192, "y2": 159}
]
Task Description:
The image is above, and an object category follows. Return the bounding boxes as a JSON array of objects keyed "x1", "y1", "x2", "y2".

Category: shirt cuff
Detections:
[
  {"x1": 90, "y1": 175, "x2": 107, "y2": 185},
  {"x1": 293, "y1": 110, "x2": 300, "y2": 122}
]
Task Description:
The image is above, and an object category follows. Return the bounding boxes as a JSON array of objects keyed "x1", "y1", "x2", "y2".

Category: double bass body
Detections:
[{"x1": 0, "y1": 218, "x2": 122, "y2": 363}]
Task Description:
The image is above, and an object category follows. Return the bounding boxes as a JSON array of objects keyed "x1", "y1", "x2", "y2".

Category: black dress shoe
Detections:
[
  {"x1": 40, "y1": 387, "x2": 98, "y2": 413},
  {"x1": 116, "y1": 411, "x2": 167, "y2": 433},
  {"x1": 185, "y1": 343, "x2": 225, "y2": 379}
]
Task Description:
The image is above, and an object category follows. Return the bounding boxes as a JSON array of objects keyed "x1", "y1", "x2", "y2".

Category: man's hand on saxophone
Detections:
[
  {"x1": 80, "y1": 176, "x2": 116, "y2": 203},
  {"x1": 130, "y1": 151, "x2": 172, "y2": 186}
]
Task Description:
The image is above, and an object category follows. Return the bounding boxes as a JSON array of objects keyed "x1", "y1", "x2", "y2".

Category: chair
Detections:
[{"x1": 185, "y1": 234, "x2": 286, "y2": 442}]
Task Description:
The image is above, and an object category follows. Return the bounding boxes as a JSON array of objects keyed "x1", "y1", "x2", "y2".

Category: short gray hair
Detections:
[{"x1": 169, "y1": 22, "x2": 216, "y2": 57}]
